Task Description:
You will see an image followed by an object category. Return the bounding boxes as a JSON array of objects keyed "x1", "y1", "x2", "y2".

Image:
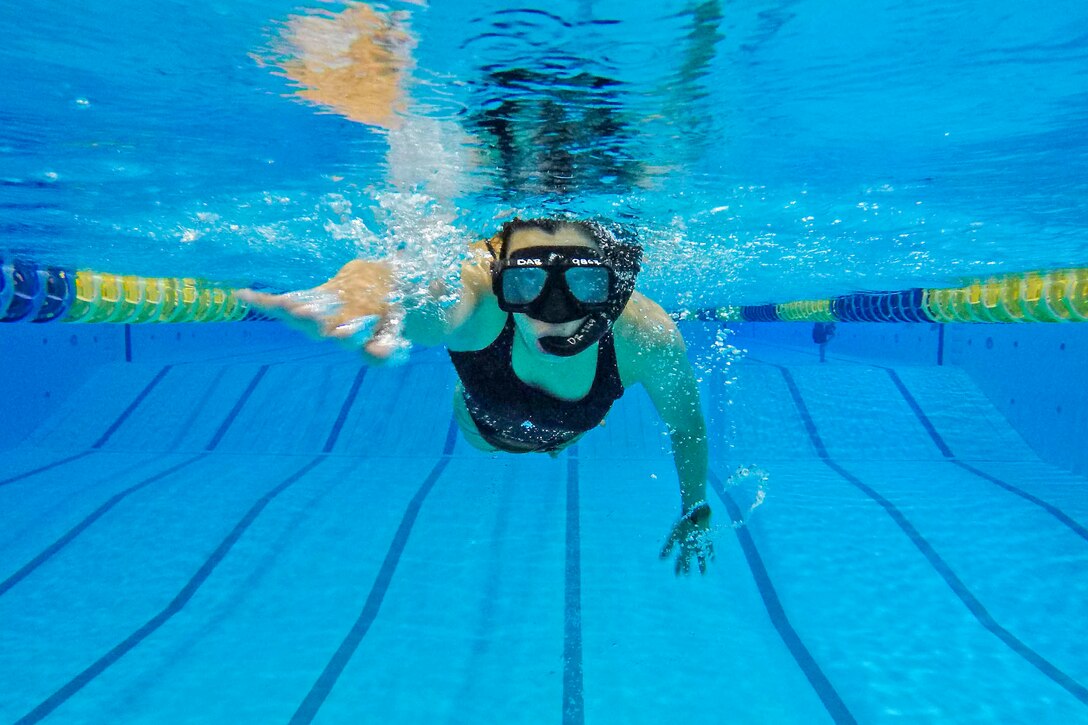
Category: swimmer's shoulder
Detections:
[
  {"x1": 445, "y1": 236, "x2": 507, "y2": 352},
  {"x1": 613, "y1": 291, "x2": 686, "y2": 385}
]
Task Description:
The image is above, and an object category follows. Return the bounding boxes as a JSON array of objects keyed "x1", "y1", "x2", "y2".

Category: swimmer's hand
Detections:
[
  {"x1": 237, "y1": 260, "x2": 408, "y2": 364},
  {"x1": 660, "y1": 501, "x2": 714, "y2": 575}
]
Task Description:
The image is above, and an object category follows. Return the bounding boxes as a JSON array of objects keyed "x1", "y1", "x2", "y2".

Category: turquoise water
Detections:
[
  {"x1": 1, "y1": 327, "x2": 1086, "y2": 722},
  {"x1": 3, "y1": 1, "x2": 1087, "y2": 304},
  {"x1": 2, "y1": 1, "x2": 1088, "y2": 723}
]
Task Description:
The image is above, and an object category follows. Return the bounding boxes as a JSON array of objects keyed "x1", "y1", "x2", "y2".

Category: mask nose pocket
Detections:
[{"x1": 534, "y1": 282, "x2": 583, "y2": 323}]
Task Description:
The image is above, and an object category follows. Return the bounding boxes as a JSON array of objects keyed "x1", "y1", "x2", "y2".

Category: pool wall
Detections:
[
  {"x1": 2, "y1": 321, "x2": 1086, "y2": 476},
  {"x1": 730, "y1": 322, "x2": 1088, "y2": 475},
  {"x1": 0, "y1": 322, "x2": 288, "y2": 450}
]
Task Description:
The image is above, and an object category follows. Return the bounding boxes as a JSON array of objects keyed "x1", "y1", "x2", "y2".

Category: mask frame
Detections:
[
  {"x1": 488, "y1": 222, "x2": 642, "y2": 356},
  {"x1": 492, "y1": 246, "x2": 616, "y2": 323}
]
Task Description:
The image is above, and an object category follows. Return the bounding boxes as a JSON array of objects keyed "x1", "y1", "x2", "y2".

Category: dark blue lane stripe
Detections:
[
  {"x1": 882, "y1": 369, "x2": 954, "y2": 458},
  {"x1": 776, "y1": 367, "x2": 828, "y2": 459},
  {"x1": 562, "y1": 446, "x2": 584, "y2": 725},
  {"x1": 443, "y1": 405, "x2": 461, "y2": 456},
  {"x1": 205, "y1": 365, "x2": 269, "y2": 451},
  {"x1": 16, "y1": 455, "x2": 326, "y2": 725},
  {"x1": 290, "y1": 419, "x2": 458, "y2": 724},
  {"x1": 708, "y1": 471, "x2": 856, "y2": 725},
  {"x1": 92, "y1": 366, "x2": 172, "y2": 449},
  {"x1": 775, "y1": 365, "x2": 1088, "y2": 707},
  {"x1": 823, "y1": 457, "x2": 1088, "y2": 706},
  {"x1": 882, "y1": 367, "x2": 1088, "y2": 542},
  {"x1": 323, "y1": 367, "x2": 367, "y2": 453},
  {"x1": 0, "y1": 451, "x2": 96, "y2": 489},
  {"x1": 0, "y1": 454, "x2": 207, "y2": 598},
  {"x1": 951, "y1": 460, "x2": 1088, "y2": 543}
]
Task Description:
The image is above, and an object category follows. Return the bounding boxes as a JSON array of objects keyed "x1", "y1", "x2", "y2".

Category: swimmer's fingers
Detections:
[
  {"x1": 237, "y1": 288, "x2": 297, "y2": 318},
  {"x1": 237, "y1": 288, "x2": 343, "y2": 324},
  {"x1": 688, "y1": 524, "x2": 714, "y2": 576},
  {"x1": 661, "y1": 515, "x2": 714, "y2": 576},
  {"x1": 695, "y1": 536, "x2": 714, "y2": 575},
  {"x1": 322, "y1": 310, "x2": 411, "y2": 365},
  {"x1": 240, "y1": 260, "x2": 395, "y2": 334},
  {"x1": 361, "y1": 314, "x2": 411, "y2": 365},
  {"x1": 325, "y1": 315, "x2": 381, "y2": 344},
  {"x1": 235, "y1": 288, "x2": 276, "y2": 309},
  {"x1": 675, "y1": 547, "x2": 690, "y2": 576},
  {"x1": 659, "y1": 538, "x2": 673, "y2": 558},
  {"x1": 659, "y1": 523, "x2": 683, "y2": 561}
]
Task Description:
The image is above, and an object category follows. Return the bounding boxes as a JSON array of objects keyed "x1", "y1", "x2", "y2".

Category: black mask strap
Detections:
[{"x1": 537, "y1": 313, "x2": 610, "y2": 357}]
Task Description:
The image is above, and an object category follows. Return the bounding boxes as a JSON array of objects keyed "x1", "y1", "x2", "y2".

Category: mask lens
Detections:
[
  {"x1": 501, "y1": 267, "x2": 548, "y2": 305},
  {"x1": 564, "y1": 267, "x2": 611, "y2": 304}
]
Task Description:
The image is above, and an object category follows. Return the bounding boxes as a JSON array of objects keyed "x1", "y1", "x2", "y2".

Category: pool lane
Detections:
[
  {"x1": 21, "y1": 437, "x2": 569, "y2": 723},
  {"x1": 576, "y1": 454, "x2": 837, "y2": 724},
  {"x1": 827, "y1": 460, "x2": 1088, "y2": 686},
  {"x1": 713, "y1": 361, "x2": 818, "y2": 461},
  {"x1": 714, "y1": 458, "x2": 1088, "y2": 721},
  {"x1": 4, "y1": 360, "x2": 182, "y2": 461},
  {"x1": 3, "y1": 339, "x2": 1086, "y2": 722},
  {"x1": 0, "y1": 451, "x2": 164, "y2": 577},
  {"x1": 786, "y1": 365, "x2": 944, "y2": 462},
  {"x1": 888, "y1": 366, "x2": 1036, "y2": 462},
  {"x1": 743, "y1": 359, "x2": 1088, "y2": 718},
  {"x1": 561, "y1": 448, "x2": 584, "y2": 725},
  {"x1": 33, "y1": 455, "x2": 440, "y2": 723},
  {"x1": 944, "y1": 460, "x2": 1088, "y2": 529},
  {"x1": 0, "y1": 454, "x2": 207, "y2": 598},
  {"x1": 884, "y1": 367, "x2": 1088, "y2": 540},
  {"x1": 327, "y1": 360, "x2": 459, "y2": 457},
  {"x1": 0, "y1": 454, "x2": 316, "y2": 722},
  {"x1": 93, "y1": 367, "x2": 175, "y2": 449},
  {"x1": 291, "y1": 447, "x2": 454, "y2": 723},
  {"x1": 308, "y1": 453, "x2": 569, "y2": 723},
  {"x1": 708, "y1": 471, "x2": 855, "y2": 724},
  {"x1": 0, "y1": 449, "x2": 96, "y2": 488},
  {"x1": 26, "y1": 364, "x2": 176, "y2": 450},
  {"x1": 210, "y1": 363, "x2": 362, "y2": 455},
  {"x1": 24, "y1": 454, "x2": 328, "y2": 724}
]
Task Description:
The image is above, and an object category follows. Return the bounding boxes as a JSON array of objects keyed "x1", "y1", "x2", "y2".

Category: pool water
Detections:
[
  {"x1": 1, "y1": 325, "x2": 1086, "y2": 723},
  {"x1": 3, "y1": 0, "x2": 1086, "y2": 304},
  {"x1": 2, "y1": 0, "x2": 1087, "y2": 723}
]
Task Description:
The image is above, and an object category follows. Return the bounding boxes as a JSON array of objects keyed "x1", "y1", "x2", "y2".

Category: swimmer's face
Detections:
[{"x1": 504, "y1": 224, "x2": 600, "y2": 352}]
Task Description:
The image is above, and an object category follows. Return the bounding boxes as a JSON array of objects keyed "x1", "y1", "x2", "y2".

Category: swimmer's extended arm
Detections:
[
  {"x1": 237, "y1": 239, "x2": 499, "y2": 363},
  {"x1": 615, "y1": 295, "x2": 713, "y2": 575}
]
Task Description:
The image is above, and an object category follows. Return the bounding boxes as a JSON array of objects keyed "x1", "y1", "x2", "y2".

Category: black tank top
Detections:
[{"x1": 448, "y1": 316, "x2": 625, "y2": 453}]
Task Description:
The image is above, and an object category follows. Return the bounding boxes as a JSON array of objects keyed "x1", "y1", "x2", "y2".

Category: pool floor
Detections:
[{"x1": 1, "y1": 334, "x2": 1086, "y2": 723}]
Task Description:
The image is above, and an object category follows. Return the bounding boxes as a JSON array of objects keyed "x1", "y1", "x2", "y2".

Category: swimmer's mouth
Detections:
[
  {"x1": 518, "y1": 315, "x2": 587, "y2": 353},
  {"x1": 528, "y1": 317, "x2": 585, "y2": 337}
]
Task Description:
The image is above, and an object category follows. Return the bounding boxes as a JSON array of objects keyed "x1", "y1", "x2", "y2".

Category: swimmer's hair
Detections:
[{"x1": 497, "y1": 218, "x2": 641, "y2": 264}]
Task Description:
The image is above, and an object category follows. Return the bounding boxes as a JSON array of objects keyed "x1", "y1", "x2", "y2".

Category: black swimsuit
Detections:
[{"x1": 448, "y1": 316, "x2": 625, "y2": 453}]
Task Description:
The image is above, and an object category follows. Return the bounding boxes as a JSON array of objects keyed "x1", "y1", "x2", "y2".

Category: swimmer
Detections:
[
  {"x1": 239, "y1": 218, "x2": 713, "y2": 574},
  {"x1": 812, "y1": 321, "x2": 836, "y2": 362}
]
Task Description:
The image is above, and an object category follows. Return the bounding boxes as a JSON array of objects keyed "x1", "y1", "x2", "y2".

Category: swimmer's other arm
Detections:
[
  {"x1": 616, "y1": 296, "x2": 713, "y2": 575},
  {"x1": 237, "y1": 240, "x2": 500, "y2": 363}
]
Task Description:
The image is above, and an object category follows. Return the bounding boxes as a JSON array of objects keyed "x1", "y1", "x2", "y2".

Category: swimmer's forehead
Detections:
[{"x1": 506, "y1": 225, "x2": 599, "y2": 254}]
